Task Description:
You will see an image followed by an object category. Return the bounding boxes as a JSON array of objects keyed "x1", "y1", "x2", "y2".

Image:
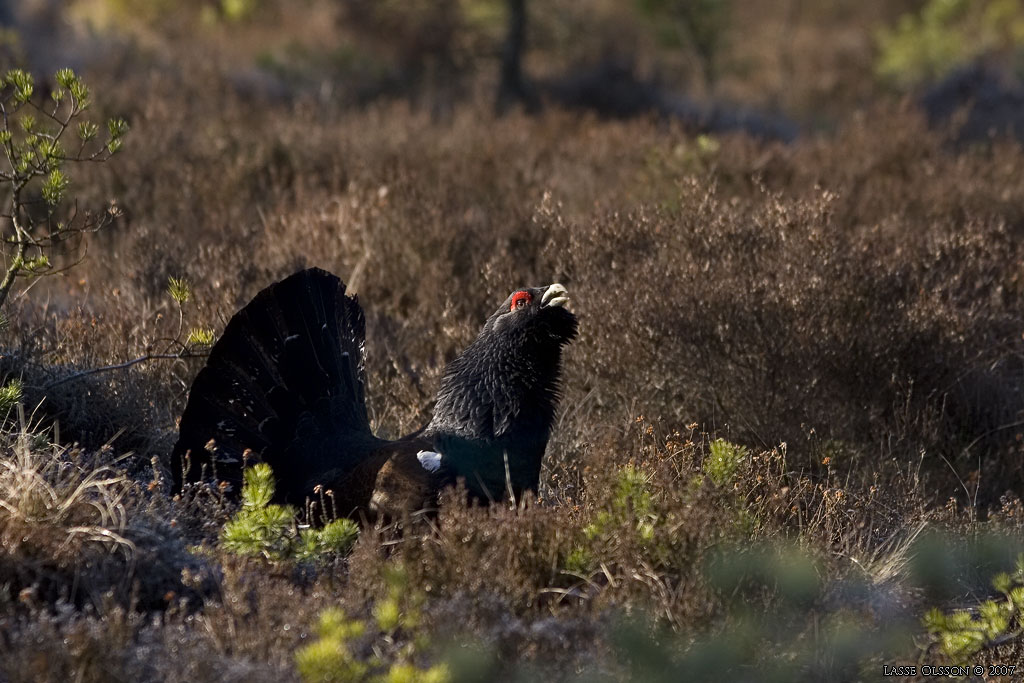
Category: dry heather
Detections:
[
  {"x1": 0, "y1": 413, "x2": 214, "y2": 614},
  {"x1": 2, "y1": 17, "x2": 1024, "y2": 680}
]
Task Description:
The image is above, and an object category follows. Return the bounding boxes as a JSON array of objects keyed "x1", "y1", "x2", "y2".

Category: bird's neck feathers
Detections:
[{"x1": 427, "y1": 325, "x2": 566, "y2": 441}]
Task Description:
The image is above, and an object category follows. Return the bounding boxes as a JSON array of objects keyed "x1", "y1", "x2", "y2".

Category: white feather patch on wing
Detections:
[{"x1": 416, "y1": 450, "x2": 443, "y2": 473}]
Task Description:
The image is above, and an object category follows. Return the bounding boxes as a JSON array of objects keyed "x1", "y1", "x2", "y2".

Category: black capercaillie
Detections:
[{"x1": 172, "y1": 268, "x2": 577, "y2": 519}]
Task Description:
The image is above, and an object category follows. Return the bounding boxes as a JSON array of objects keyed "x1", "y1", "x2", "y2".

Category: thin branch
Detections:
[
  {"x1": 959, "y1": 419, "x2": 1024, "y2": 459},
  {"x1": 0, "y1": 238, "x2": 26, "y2": 306},
  {"x1": 10, "y1": 240, "x2": 94, "y2": 304},
  {"x1": 45, "y1": 352, "x2": 210, "y2": 390}
]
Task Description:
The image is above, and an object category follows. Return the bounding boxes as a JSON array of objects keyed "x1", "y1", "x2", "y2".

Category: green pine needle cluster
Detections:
[
  {"x1": 220, "y1": 463, "x2": 358, "y2": 561},
  {"x1": 703, "y1": 438, "x2": 749, "y2": 487},
  {"x1": 1, "y1": 68, "x2": 126, "y2": 206},
  {"x1": 166, "y1": 276, "x2": 216, "y2": 348},
  {"x1": 0, "y1": 379, "x2": 22, "y2": 416},
  {"x1": 295, "y1": 567, "x2": 449, "y2": 683},
  {"x1": 166, "y1": 276, "x2": 191, "y2": 304},
  {"x1": 186, "y1": 328, "x2": 216, "y2": 347},
  {"x1": 923, "y1": 553, "x2": 1024, "y2": 662}
]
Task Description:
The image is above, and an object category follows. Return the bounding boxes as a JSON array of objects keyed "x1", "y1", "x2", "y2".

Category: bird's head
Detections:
[
  {"x1": 483, "y1": 283, "x2": 579, "y2": 347},
  {"x1": 428, "y1": 282, "x2": 578, "y2": 441}
]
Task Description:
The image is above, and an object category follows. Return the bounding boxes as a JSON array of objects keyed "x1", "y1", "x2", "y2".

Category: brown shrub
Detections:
[{"x1": 3, "y1": 19, "x2": 1024, "y2": 676}]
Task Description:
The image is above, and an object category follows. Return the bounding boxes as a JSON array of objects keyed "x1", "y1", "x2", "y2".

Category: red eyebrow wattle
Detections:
[{"x1": 510, "y1": 291, "x2": 532, "y2": 311}]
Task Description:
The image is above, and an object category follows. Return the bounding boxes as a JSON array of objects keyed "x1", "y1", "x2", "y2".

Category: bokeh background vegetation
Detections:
[{"x1": 3, "y1": 0, "x2": 1024, "y2": 680}]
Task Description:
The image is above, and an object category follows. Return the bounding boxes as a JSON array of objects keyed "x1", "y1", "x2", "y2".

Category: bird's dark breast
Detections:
[
  {"x1": 424, "y1": 312, "x2": 571, "y2": 501},
  {"x1": 433, "y1": 428, "x2": 549, "y2": 501},
  {"x1": 430, "y1": 360, "x2": 557, "y2": 502}
]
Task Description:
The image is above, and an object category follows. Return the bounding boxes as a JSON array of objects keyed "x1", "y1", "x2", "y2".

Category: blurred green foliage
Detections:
[
  {"x1": 296, "y1": 566, "x2": 450, "y2": 683},
  {"x1": 924, "y1": 554, "x2": 1024, "y2": 663},
  {"x1": 218, "y1": 0, "x2": 263, "y2": 23},
  {"x1": 876, "y1": 0, "x2": 1024, "y2": 87},
  {"x1": 451, "y1": 543, "x2": 903, "y2": 681},
  {"x1": 565, "y1": 464, "x2": 660, "y2": 574},
  {"x1": 98, "y1": 0, "x2": 266, "y2": 25},
  {"x1": 585, "y1": 464, "x2": 658, "y2": 543}
]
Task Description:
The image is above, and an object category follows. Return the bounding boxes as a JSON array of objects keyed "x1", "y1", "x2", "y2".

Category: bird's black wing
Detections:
[{"x1": 171, "y1": 268, "x2": 380, "y2": 505}]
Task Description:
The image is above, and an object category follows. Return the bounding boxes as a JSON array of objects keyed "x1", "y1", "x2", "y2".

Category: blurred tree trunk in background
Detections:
[{"x1": 495, "y1": 0, "x2": 538, "y2": 113}]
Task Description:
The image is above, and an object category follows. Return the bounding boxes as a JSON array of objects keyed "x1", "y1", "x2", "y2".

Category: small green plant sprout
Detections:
[
  {"x1": 295, "y1": 566, "x2": 450, "y2": 683},
  {"x1": 923, "y1": 554, "x2": 1024, "y2": 663},
  {"x1": 695, "y1": 133, "x2": 720, "y2": 156},
  {"x1": 186, "y1": 327, "x2": 216, "y2": 347},
  {"x1": 167, "y1": 276, "x2": 191, "y2": 304},
  {"x1": 585, "y1": 464, "x2": 659, "y2": 545},
  {"x1": 373, "y1": 566, "x2": 423, "y2": 634},
  {"x1": 166, "y1": 276, "x2": 216, "y2": 350},
  {"x1": 220, "y1": 463, "x2": 359, "y2": 561},
  {"x1": 0, "y1": 67, "x2": 127, "y2": 309},
  {"x1": 703, "y1": 438, "x2": 749, "y2": 487},
  {"x1": 0, "y1": 378, "x2": 22, "y2": 416}
]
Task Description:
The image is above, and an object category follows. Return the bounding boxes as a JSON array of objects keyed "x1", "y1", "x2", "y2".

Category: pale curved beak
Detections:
[{"x1": 541, "y1": 283, "x2": 570, "y2": 308}]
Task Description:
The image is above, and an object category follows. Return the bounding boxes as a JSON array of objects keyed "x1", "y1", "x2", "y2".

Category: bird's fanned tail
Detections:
[{"x1": 171, "y1": 268, "x2": 378, "y2": 505}]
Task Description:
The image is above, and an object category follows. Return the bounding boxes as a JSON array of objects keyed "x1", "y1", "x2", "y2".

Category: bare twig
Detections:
[{"x1": 45, "y1": 351, "x2": 208, "y2": 390}]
